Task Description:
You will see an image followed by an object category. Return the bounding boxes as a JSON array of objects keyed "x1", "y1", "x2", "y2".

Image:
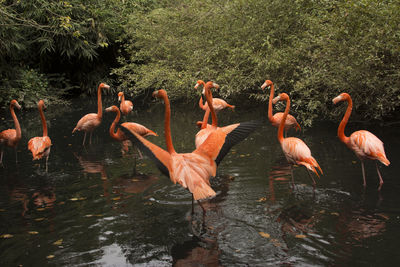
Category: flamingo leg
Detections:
[
  {"x1": 89, "y1": 132, "x2": 93, "y2": 145},
  {"x1": 290, "y1": 165, "x2": 295, "y2": 187},
  {"x1": 137, "y1": 148, "x2": 143, "y2": 159},
  {"x1": 45, "y1": 155, "x2": 49, "y2": 172},
  {"x1": 14, "y1": 147, "x2": 18, "y2": 163},
  {"x1": 375, "y1": 162, "x2": 384, "y2": 190},
  {"x1": 191, "y1": 194, "x2": 194, "y2": 214},
  {"x1": 361, "y1": 161, "x2": 367, "y2": 187},
  {"x1": 82, "y1": 132, "x2": 87, "y2": 146},
  {"x1": 197, "y1": 200, "x2": 206, "y2": 215},
  {"x1": 0, "y1": 148, "x2": 4, "y2": 166},
  {"x1": 306, "y1": 169, "x2": 316, "y2": 186}
]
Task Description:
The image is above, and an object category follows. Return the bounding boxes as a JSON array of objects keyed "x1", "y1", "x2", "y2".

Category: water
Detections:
[{"x1": 1, "y1": 97, "x2": 399, "y2": 266}]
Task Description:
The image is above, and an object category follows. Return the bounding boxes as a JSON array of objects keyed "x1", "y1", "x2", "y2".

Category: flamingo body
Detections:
[
  {"x1": 118, "y1": 92, "x2": 133, "y2": 115},
  {"x1": 0, "y1": 100, "x2": 21, "y2": 164},
  {"x1": 261, "y1": 80, "x2": 301, "y2": 133},
  {"x1": 333, "y1": 92, "x2": 390, "y2": 188},
  {"x1": 73, "y1": 83, "x2": 110, "y2": 145}
]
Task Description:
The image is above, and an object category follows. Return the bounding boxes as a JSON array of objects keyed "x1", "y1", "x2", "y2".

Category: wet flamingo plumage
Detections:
[{"x1": 333, "y1": 92, "x2": 390, "y2": 190}]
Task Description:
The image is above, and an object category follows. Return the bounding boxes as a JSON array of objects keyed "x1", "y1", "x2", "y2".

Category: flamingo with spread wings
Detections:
[
  {"x1": 119, "y1": 82, "x2": 259, "y2": 211},
  {"x1": 333, "y1": 92, "x2": 390, "y2": 190},
  {"x1": 28, "y1": 100, "x2": 52, "y2": 172},
  {"x1": 273, "y1": 93, "x2": 322, "y2": 185},
  {"x1": 0, "y1": 100, "x2": 22, "y2": 165},
  {"x1": 72, "y1": 83, "x2": 110, "y2": 145}
]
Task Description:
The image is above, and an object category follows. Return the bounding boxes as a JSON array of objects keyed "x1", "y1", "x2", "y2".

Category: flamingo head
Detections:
[
  {"x1": 152, "y1": 89, "x2": 167, "y2": 99},
  {"x1": 194, "y1": 80, "x2": 205, "y2": 90},
  {"x1": 261, "y1": 80, "x2": 273, "y2": 91},
  {"x1": 105, "y1": 105, "x2": 119, "y2": 113},
  {"x1": 203, "y1": 81, "x2": 219, "y2": 96},
  {"x1": 38, "y1": 99, "x2": 47, "y2": 111},
  {"x1": 11, "y1": 99, "x2": 21, "y2": 109},
  {"x1": 272, "y1": 93, "x2": 289, "y2": 104},
  {"x1": 332, "y1": 92, "x2": 350, "y2": 105},
  {"x1": 99, "y1": 83, "x2": 110, "y2": 89},
  {"x1": 118, "y1": 92, "x2": 123, "y2": 102}
]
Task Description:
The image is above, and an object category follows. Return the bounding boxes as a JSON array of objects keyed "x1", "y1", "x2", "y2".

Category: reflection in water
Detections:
[
  {"x1": 73, "y1": 151, "x2": 107, "y2": 180},
  {"x1": 113, "y1": 172, "x2": 159, "y2": 194}
]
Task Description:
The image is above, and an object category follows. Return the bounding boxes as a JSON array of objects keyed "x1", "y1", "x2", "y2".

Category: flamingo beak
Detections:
[
  {"x1": 332, "y1": 95, "x2": 342, "y2": 104},
  {"x1": 105, "y1": 106, "x2": 113, "y2": 112},
  {"x1": 15, "y1": 103, "x2": 21, "y2": 109},
  {"x1": 272, "y1": 95, "x2": 281, "y2": 104},
  {"x1": 212, "y1": 83, "x2": 219, "y2": 89},
  {"x1": 261, "y1": 82, "x2": 267, "y2": 90},
  {"x1": 102, "y1": 83, "x2": 110, "y2": 89},
  {"x1": 152, "y1": 91, "x2": 158, "y2": 98},
  {"x1": 194, "y1": 83, "x2": 200, "y2": 89},
  {"x1": 118, "y1": 95, "x2": 121, "y2": 102}
]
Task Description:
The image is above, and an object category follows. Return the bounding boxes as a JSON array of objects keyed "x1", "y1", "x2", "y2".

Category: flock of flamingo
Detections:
[{"x1": 0, "y1": 79, "x2": 391, "y2": 209}]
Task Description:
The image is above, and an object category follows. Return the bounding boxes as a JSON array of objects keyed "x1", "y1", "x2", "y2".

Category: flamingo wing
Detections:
[
  {"x1": 28, "y1": 136, "x2": 52, "y2": 160},
  {"x1": 121, "y1": 122, "x2": 157, "y2": 137},
  {"x1": 119, "y1": 125, "x2": 171, "y2": 177},
  {"x1": 349, "y1": 130, "x2": 389, "y2": 165},
  {"x1": 0, "y1": 129, "x2": 17, "y2": 146},
  {"x1": 73, "y1": 113, "x2": 100, "y2": 132},
  {"x1": 195, "y1": 120, "x2": 261, "y2": 166}
]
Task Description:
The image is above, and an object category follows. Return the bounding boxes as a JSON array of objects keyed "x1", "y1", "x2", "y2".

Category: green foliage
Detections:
[{"x1": 113, "y1": 0, "x2": 400, "y2": 126}]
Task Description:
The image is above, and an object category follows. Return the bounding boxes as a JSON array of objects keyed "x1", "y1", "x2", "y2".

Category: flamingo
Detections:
[
  {"x1": 195, "y1": 80, "x2": 235, "y2": 113},
  {"x1": 118, "y1": 92, "x2": 133, "y2": 116},
  {"x1": 105, "y1": 105, "x2": 157, "y2": 155},
  {"x1": 72, "y1": 83, "x2": 110, "y2": 145},
  {"x1": 0, "y1": 100, "x2": 22, "y2": 165},
  {"x1": 118, "y1": 83, "x2": 259, "y2": 211},
  {"x1": 332, "y1": 92, "x2": 390, "y2": 190},
  {"x1": 28, "y1": 100, "x2": 52, "y2": 172},
  {"x1": 261, "y1": 80, "x2": 301, "y2": 135},
  {"x1": 273, "y1": 93, "x2": 322, "y2": 185}
]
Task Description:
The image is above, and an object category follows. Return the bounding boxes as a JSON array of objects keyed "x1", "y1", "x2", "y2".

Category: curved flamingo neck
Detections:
[
  {"x1": 38, "y1": 105, "x2": 48, "y2": 137},
  {"x1": 278, "y1": 97, "x2": 290, "y2": 143},
  {"x1": 97, "y1": 85, "x2": 103, "y2": 119},
  {"x1": 204, "y1": 86, "x2": 217, "y2": 127},
  {"x1": 268, "y1": 83, "x2": 275, "y2": 122},
  {"x1": 109, "y1": 109, "x2": 121, "y2": 140},
  {"x1": 198, "y1": 96, "x2": 205, "y2": 110},
  {"x1": 161, "y1": 92, "x2": 175, "y2": 154},
  {"x1": 10, "y1": 103, "x2": 21, "y2": 140},
  {"x1": 338, "y1": 96, "x2": 352, "y2": 145}
]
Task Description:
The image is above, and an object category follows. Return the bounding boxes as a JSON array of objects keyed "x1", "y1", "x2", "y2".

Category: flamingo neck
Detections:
[
  {"x1": 277, "y1": 98, "x2": 290, "y2": 143},
  {"x1": 268, "y1": 84, "x2": 275, "y2": 122},
  {"x1": 10, "y1": 104, "x2": 21, "y2": 140},
  {"x1": 121, "y1": 94, "x2": 126, "y2": 109},
  {"x1": 198, "y1": 96, "x2": 205, "y2": 110},
  {"x1": 39, "y1": 105, "x2": 48, "y2": 136},
  {"x1": 200, "y1": 108, "x2": 211, "y2": 129},
  {"x1": 97, "y1": 85, "x2": 103, "y2": 119},
  {"x1": 204, "y1": 87, "x2": 217, "y2": 127},
  {"x1": 161, "y1": 93, "x2": 175, "y2": 153},
  {"x1": 109, "y1": 109, "x2": 121, "y2": 141},
  {"x1": 338, "y1": 97, "x2": 351, "y2": 145}
]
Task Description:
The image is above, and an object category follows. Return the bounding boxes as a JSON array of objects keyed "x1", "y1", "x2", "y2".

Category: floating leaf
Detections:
[
  {"x1": 78, "y1": 197, "x2": 86, "y2": 201},
  {"x1": 69, "y1": 198, "x2": 78, "y2": 201},
  {"x1": 352, "y1": 161, "x2": 357, "y2": 164},
  {"x1": 36, "y1": 208, "x2": 46, "y2": 211},
  {"x1": 295, "y1": 234, "x2": 306, "y2": 239},
  {"x1": 84, "y1": 214, "x2": 93, "y2": 218},
  {"x1": 271, "y1": 238, "x2": 281, "y2": 247},
  {"x1": 376, "y1": 213, "x2": 389, "y2": 220},
  {"x1": 319, "y1": 210, "x2": 326, "y2": 214},
  {"x1": 131, "y1": 179, "x2": 140, "y2": 182},
  {"x1": 58, "y1": 202, "x2": 65, "y2": 205},
  {"x1": 240, "y1": 154, "x2": 246, "y2": 158},
  {"x1": 0, "y1": 209, "x2": 6, "y2": 212},
  {"x1": 259, "y1": 232, "x2": 270, "y2": 238},
  {"x1": 257, "y1": 197, "x2": 267, "y2": 202},
  {"x1": 46, "y1": 255, "x2": 55, "y2": 259},
  {"x1": 330, "y1": 212, "x2": 339, "y2": 216},
  {"x1": 112, "y1": 197, "x2": 121, "y2": 201},
  {"x1": 28, "y1": 231, "x2": 39, "y2": 235},
  {"x1": 35, "y1": 218, "x2": 45, "y2": 221},
  {"x1": 1, "y1": 234, "x2": 13, "y2": 238},
  {"x1": 53, "y1": 239, "x2": 63, "y2": 246}
]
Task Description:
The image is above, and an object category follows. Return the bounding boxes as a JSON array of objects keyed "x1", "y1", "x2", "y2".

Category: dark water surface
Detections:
[{"x1": 1, "y1": 97, "x2": 399, "y2": 266}]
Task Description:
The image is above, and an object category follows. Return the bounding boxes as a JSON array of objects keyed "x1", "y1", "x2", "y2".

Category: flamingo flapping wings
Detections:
[{"x1": 333, "y1": 92, "x2": 390, "y2": 190}]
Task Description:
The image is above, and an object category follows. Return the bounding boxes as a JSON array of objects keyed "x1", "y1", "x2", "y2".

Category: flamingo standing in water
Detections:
[
  {"x1": 28, "y1": 100, "x2": 52, "y2": 172},
  {"x1": 273, "y1": 93, "x2": 322, "y2": 185},
  {"x1": 105, "y1": 105, "x2": 157, "y2": 155},
  {"x1": 72, "y1": 83, "x2": 110, "y2": 145},
  {"x1": 261, "y1": 80, "x2": 300, "y2": 135},
  {"x1": 195, "y1": 80, "x2": 235, "y2": 113},
  {"x1": 119, "y1": 83, "x2": 259, "y2": 211},
  {"x1": 0, "y1": 100, "x2": 22, "y2": 165},
  {"x1": 332, "y1": 92, "x2": 390, "y2": 190},
  {"x1": 118, "y1": 92, "x2": 133, "y2": 116}
]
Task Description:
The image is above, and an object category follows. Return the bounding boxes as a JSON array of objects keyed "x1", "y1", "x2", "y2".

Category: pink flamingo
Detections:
[
  {"x1": 118, "y1": 92, "x2": 133, "y2": 116},
  {"x1": 195, "y1": 80, "x2": 235, "y2": 113},
  {"x1": 273, "y1": 93, "x2": 322, "y2": 185},
  {"x1": 119, "y1": 83, "x2": 258, "y2": 211},
  {"x1": 28, "y1": 100, "x2": 52, "y2": 172},
  {"x1": 261, "y1": 80, "x2": 301, "y2": 135},
  {"x1": 106, "y1": 105, "x2": 157, "y2": 155},
  {"x1": 333, "y1": 92, "x2": 390, "y2": 190},
  {"x1": 0, "y1": 100, "x2": 22, "y2": 164},
  {"x1": 72, "y1": 83, "x2": 110, "y2": 145}
]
